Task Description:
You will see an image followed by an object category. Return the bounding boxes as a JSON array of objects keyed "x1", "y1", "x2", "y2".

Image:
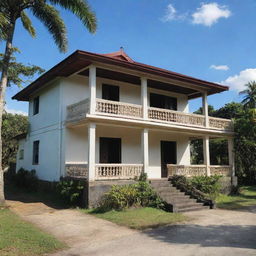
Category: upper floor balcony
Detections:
[{"x1": 66, "y1": 97, "x2": 233, "y2": 132}]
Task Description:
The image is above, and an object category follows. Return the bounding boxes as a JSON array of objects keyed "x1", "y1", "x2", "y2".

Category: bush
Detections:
[
  {"x1": 56, "y1": 177, "x2": 86, "y2": 206},
  {"x1": 189, "y1": 175, "x2": 222, "y2": 196},
  {"x1": 100, "y1": 181, "x2": 165, "y2": 211},
  {"x1": 14, "y1": 168, "x2": 38, "y2": 192}
]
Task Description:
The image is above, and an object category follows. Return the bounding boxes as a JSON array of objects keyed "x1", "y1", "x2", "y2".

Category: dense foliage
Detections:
[
  {"x1": 191, "y1": 98, "x2": 256, "y2": 184},
  {"x1": 2, "y1": 112, "x2": 28, "y2": 168},
  {"x1": 234, "y1": 110, "x2": 256, "y2": 184},
  {"x1": 56, "y1": 177, "x2": 86, "y2": 206},
  {"x1": 100, "y1": 181, "x2": 165, "y2": 211},
  {"x1": 189, "y1": 175, "x2": 222, "y2": 196},
  {"x1": 170, "y1": 174, "x2": 221, "y2": 203}
]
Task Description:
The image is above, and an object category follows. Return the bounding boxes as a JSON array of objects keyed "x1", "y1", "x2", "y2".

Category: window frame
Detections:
[
  {"x1": 32, "y1": 140, "x2": 40, "y2": 165},
  {"x1": 33, "y1": 96, "x2": 40, "y2": 115}
]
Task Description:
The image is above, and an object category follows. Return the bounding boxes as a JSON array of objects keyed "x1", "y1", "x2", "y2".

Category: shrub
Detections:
[
  {"x1": 189, "y1": 175, "x2": 222, "y2": 196},
  {"x1": 14, "y1": 168, "x2": 38, "y2": 192},
  {"x1": 56, "y1": 177, "x2": 86, "y2": 206},
  {"x1": 100, "y1": 181, "x2": 165, "y2": 211}
]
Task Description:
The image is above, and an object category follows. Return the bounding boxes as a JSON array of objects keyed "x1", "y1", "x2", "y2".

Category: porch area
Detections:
[{"x1": 64, "y1": 123, "x2": 235, "y2": 181}]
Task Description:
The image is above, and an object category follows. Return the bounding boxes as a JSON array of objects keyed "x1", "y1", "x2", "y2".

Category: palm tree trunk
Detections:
[{"x1": 0, "y1": 21, "x2": 16, "y2": 205}]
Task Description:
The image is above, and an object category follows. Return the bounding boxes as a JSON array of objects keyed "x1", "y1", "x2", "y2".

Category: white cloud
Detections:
[
  {"x1": 210, "y1": 65, "x2": 229, "y2": 71},
  {"x1": 222, "y1": 68, "x2": 256, "y2": 91},
  {"x1": 161, "y1": 3, "x2": 186, "y2": 22},
  {"x1": 192, "y1": 3, "x2": 231, "y2": 26},
  {"x1": 5, "y1": 107, "x2": 28, "y2": 116}
]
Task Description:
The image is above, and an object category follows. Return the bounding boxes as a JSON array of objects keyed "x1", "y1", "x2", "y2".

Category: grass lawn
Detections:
[
  {"x1": 216, "y1": 186, "x2": 256, "y2": 210},
  {"x1": 83, "y1": 207, "x2": 187, "y2": 230},
  {"x1": 0, "y1": 208, "x2": 66, "y2": 256}
]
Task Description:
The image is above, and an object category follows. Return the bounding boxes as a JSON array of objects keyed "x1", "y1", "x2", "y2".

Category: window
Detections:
[
  {"x1": 100, "y1": 137, "x2": 121, "y2": 163},
  {"x1": 33, "y1": 96, "x2": 40, "y2": 115},
  {"x1": 19, "y1": 149, "x2": 24, "y2": 160},
  {"x1": 33, "y1": 140, "x2": 40, "y2": 165},
  {"x1": 150, "y1": 93, "x2": 177, "y2": 111},
  {"x1": 102, "y1": 84, "x2": 119, "y2": 101}
]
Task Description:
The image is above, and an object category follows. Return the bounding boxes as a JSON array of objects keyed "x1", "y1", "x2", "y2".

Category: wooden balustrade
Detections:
[
  {"x1": 95, "y1": 164, "x2": 143, "y2": 180},
  {"x1": 148, "y1": 107, "x2": 205, "y2": 127},
  {"x1": 209, "y1": 116, "x2": 233, "y2": 131},
  {"x1": 66, "y1": 163, "x2": 88, "y2": 178},
  {"x1": 96, "y1": 99, "x2": 142, "y2": 118},
  {"x1": 167, "y1": 164, "x2": 232, "y2": 177},
  {"x1": 66, "y1": 99, "x2": 89, "y2": 121}
]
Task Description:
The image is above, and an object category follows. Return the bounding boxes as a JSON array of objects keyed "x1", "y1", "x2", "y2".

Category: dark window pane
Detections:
[
  {"x1": 100, "y1": 137, "x2": 121, "y2": 163},
  {"x1": 150, "y1": 93, "x2": 177, "y2": 110},
  {"x1": 33, "y1": 96, "x2": 40, "y2": 115},
  {"x1": 102, "y1": 84, "x2": 119, "y2": 101},
  {"x1": 33, "y1": 140, "x2": 40, "y2": 165}
]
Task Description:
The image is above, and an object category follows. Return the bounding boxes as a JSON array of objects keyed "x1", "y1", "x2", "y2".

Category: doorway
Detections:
[
  {"x1": 161, "y1": 141, "x2": 177, "y2": 178},
  {"x1": 100, "y1": 137, "x2": 121, "y2": 163}
]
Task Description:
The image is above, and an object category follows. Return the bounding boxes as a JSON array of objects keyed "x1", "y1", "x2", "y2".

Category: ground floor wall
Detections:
[
  {"x1": 65, "y1": 124, "x2": 191, "y2": 179},
  {"x1": 16, "y1": 126, "x2": 61, "y2": 181}
]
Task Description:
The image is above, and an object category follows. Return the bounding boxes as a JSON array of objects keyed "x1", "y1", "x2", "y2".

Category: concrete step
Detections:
[
  {"x1": 154, "y1": 187, "x2": 179, "y2": 193},
  {"x1": 158, "y1": 191, "x2": 186, "y2": 197},
  {"x1": 177, "y1": 205, "x2": 207, "y2": 212}
]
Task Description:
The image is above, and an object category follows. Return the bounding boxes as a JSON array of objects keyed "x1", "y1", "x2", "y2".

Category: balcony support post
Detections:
[
  {"x1": 89, "y1": 65, "x2": 96, "y2": 114},
  {"x1": 228, "y1": 137, "x2": 235, "y2": 177},
  {"x1": 202, "y1": 92, "x2": 209, "y2": 127},
  {"x1": 141, "y1": 128, "x2": 149, "y2": 174},
  {"x1": 88, "y1": 123, "x2": 96, "y2": 181},
  {"x1": 203, "y1": 135, "x2": 210, "y2": 176},
  {"x1": 141, "y1": 77, "x2": 148, "y2": 119}
]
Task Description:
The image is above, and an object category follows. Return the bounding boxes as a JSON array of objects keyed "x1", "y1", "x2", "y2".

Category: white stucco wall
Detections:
[
  {"x1": 148, "y1": 131, "x2": 191, "y2": 179},
  {"x1": 17, "y1": 72, "x2": 191, "y2": 182},
  {"x1": 64, "y1": 124, "x2": 191, "y2": 179}
]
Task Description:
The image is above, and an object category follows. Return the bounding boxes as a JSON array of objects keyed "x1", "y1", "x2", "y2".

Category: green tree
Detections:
[
  {"x1": 2, "y1": 112, "x2": 28, "y2": 168},
  {"x1": 239, "y1": 81, "x2": 256, "y2": 109},
  {"x1": 0, "y1": 0, "x2": 97, "y2": 205},
  {"x1": 235, "y1": 110, "x2": 256, "y2": 184}
]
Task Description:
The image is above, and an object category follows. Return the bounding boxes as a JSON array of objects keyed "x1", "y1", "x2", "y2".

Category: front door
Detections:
[
  {"x1": 161, "y1": 141, "x2": 177, "y2": 178},
  {"x1": 100, "y1": 137, "x2": 121, "y2": 163}
]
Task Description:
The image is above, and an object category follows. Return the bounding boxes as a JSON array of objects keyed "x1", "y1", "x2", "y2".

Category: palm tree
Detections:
[
  {"x1": 0, "y1": 0, "x2": 97, "y2": 205},
  {"x1": 239, "y1": 81, "x2": 256, "y2": 109}
]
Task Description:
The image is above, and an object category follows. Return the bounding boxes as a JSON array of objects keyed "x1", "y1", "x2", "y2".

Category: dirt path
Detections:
[{"x1": 7, "y1": 200, "x2": 256, "y2": 256}]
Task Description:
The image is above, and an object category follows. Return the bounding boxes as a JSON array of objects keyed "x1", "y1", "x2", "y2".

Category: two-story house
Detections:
[{"x1": 13, "y1": 49, "x2": 235, "y2": 208}]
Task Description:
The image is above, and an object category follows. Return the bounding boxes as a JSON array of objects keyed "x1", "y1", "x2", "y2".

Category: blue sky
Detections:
[{"x1": 3, "y1": 0, "x2": 256, "y2": 115}]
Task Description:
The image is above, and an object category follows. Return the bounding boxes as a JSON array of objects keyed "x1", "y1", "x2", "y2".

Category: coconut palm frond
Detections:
[
  {"x1": 20, "y1": 11, "x2": 36, "y2": 37},
  {"x1": 48, "y1": 0, "x2": 97, "y2": 33},
  {"x1": 31, "y1": 2, "x2": 67, "y2": 52}
]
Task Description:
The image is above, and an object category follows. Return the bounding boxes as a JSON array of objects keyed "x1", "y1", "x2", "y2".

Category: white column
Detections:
[
  {"x1": 88, "y1": 123, "x2": 96, "y2": 181},
  {"x1": 228, "y1": 137, "x2": 235, "y2": 177},
  {"x1": 203, "y1": 135, "x2": 210, "y2": 176},
  {"x1": 89, "y1": 65, "x2": 96, "y2": 114},
  {"x1": 141, "y1": 77, "x2": 148, "y2": 119},
  {"x1": 141, "y1": 128, "x2": 149, "y2": 175},
  {"x1": 202, "y1": 92, "x2": 209, "y2": 127}
]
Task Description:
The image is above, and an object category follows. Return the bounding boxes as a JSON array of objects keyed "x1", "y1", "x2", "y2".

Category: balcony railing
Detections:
[
  {"x1": 209, "y1": 116, "x2": 233, "y2": 131},
  {"x1": 95, "y1": 164, "x2": 143, "y2": 180},
  {"x1": 96, "y1": 98, "x2": 143, "y2": 119},
  {"x1": 65, "y1": 163, "x2": 88, "y2": 178},
  {"x1": 167, "y1": 164, "x2": 232, "y2": 177},
  {"x1": 66, "y1": 98, "x2": 233, "y2": 131},
  {"x1": 148, "y1": 107, "x2": 205, "y2": 127},
  {"x1": 66, "y1": 99, "x2": 89, "y2": 122}
]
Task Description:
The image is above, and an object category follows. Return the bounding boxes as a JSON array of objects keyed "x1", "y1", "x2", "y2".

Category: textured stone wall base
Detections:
[
  {"x1": 86, "y1": 180, "x2": 136, "y2": 208},
  {"x1": 219, "y1": 177, "x2": 232, "y2": 194}
]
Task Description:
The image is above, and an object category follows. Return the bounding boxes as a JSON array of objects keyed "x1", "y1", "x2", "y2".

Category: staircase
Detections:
[{"x1": 150, "y1": 179, "x2": 210, "y2": 212}]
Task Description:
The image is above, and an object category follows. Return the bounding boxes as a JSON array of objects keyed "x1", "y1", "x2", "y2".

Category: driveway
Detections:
[{"x1": 7, "y1": 200, "x2": 256, "y2": 256}]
